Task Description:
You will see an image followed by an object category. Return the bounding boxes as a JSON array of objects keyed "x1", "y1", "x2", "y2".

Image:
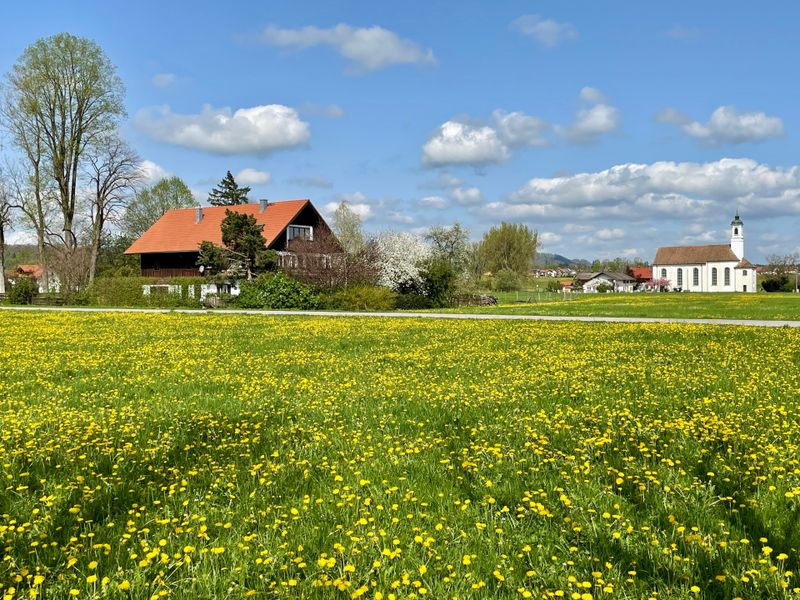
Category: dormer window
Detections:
[{"x1": 287, "y1": 225, "x2": 313, "y2": 242}]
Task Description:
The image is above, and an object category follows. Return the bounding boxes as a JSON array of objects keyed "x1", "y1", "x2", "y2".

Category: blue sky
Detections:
[{"x1": 2, "y1": 0, "x2": 799, "y2": 262}]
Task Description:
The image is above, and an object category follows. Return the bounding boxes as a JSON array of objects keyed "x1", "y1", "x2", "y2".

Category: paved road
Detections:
[{"x1": 2, "y1": 305, "x2": 799, "y2": 327}]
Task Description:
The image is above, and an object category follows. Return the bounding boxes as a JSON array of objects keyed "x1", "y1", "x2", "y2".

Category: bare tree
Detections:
[
  {"x1": 1, "y1": 91, "x2": 54, "y2": 290},
  {"x1": 285, "y1": 228, "x2": 379, "y2": 290},
  {"x1": 86, "y1": 135, "x2": 141, "y2": 283},
  {"x1": 0, "y1": 174, "x2": 11, "y2": 295},
  {"x1": 4, "y1": 33, "x2": 125, "y2": 252}
]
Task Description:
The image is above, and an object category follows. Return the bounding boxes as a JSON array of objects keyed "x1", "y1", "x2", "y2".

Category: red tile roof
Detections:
[
  {"x1": 16, "y1": 264, "x2": 44, "y2": 278},
  {"x1": 124, "y1": 200, "x2": 310, "y2": 254},
  {"x1": 628, "y1": 266, "x2": 652, "y2": 281}
]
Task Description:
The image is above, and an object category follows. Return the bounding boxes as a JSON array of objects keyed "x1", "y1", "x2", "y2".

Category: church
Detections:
[{"x1": 652, "y1": 212, "x2": 757, "y2": 293}]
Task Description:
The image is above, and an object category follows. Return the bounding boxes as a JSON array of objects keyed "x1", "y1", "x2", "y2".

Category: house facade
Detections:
[
  {"x1": 124, "y1": 199, "x2": 333, "y2": 279},
  {"x1": 652, "y1": 213, "x2": 756, "y2": 293},
  {"x1": 574, "y1": 271, "x2": 637, "y2": 292}
]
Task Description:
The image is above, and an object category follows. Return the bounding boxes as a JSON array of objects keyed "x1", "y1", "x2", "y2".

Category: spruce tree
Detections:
[{"x1": 208, "y1": 171, "x2": 251, "y2": 206}]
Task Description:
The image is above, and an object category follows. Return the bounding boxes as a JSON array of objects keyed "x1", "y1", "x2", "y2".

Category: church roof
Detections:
[
  {"x1": 653, "y1": 244, "x2": 738, "y2": 265},
  {"x1": 736, "y1": 258, "x2": 755, "y2": 269}
]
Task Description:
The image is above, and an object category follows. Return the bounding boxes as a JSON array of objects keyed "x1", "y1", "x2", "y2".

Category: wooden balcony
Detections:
[{"x1": 141, "y1": 268, "x2": 203, "y2": 278}]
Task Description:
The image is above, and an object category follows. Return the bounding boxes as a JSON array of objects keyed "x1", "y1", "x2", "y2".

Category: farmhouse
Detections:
[
  {"x1": 9, "y1": 264, "x2": 60, "y2": 293},
  {"x1": 652, "y1": 212, "x2": 757, "y2": 292},
  {"x1": 574, "y1": 271, "x2": 637, "y2": 293},
  {"x1": 124, "y1": 199, "x2": 332, "y2": 278}
]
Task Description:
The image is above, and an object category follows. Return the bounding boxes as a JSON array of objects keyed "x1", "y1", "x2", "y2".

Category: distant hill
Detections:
[
  {"x1": 3, "y1": 244, "x2": 38, "y2": 271},
  {"x1": 536, "y1": 252, "x2": 590, "y2": 270}
]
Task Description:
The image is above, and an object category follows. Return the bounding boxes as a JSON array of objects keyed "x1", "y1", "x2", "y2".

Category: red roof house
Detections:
[{"x1": 125, "y1": 199, "x2": 334, "y2": 277}]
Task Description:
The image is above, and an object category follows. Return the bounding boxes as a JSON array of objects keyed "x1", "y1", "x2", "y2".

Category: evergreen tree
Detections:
[{"x1": 208, "y1": 171, "x2": 251, "y2": 206}]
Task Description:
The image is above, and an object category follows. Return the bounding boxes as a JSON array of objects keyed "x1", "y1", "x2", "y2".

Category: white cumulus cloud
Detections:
[
  {"x1": 135, "y1": 104, "x2": 310, "y2": 155},
  {"x1": 260, "y1": 24, "x2": 436, "y2": 73},
  {"x1": 557, "y1": 88, "x2": 619, "y2": 144},
  {"x1": 152, "y1": 73, "x2": 178, "y2": 88},
  {"x1": 450, "y1": 186, "x2": 483, "y2": 205},
  {"x1": 422, "y1": 110, "x2": 548, "y2": 167},
  {"x1": 511, "y1": 15, "x2": 578, "y2": 48},
  {"x1": 656, "y1": 105, "x2": 784, "y2": 145},
  {"x1": 422, "y1": 121, "x2": 510, "y2": 167},
  {"x1": 419, "y1": 195, "x2": 449, "y2": 209},
  {"x1": 235, "y1": 168, "x2": 272, "y2": 185},
  {"x1": 138, "y1": 160, "x2": 172, "y2": 184}
]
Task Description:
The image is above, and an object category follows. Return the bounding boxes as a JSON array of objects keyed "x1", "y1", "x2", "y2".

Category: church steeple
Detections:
[{"x1": 730, "y1": 211, "x2": 744, "y2": 260}]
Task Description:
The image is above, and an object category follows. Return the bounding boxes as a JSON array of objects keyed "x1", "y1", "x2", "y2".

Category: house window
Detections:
[
  {"x1": 692, "y1": 268, "x2": 699, "y2": 287},
  {"x1": 661, "y1": 268, "x2": 667, "y2": 279},
  {"x1": 724, "y1": 267, "x2": 731, "y2": 286},
  {"x1": 677, "y1": 268, "x2": 683, "y2": 288},
  {"x1": 287, "y1": 225, "x2": 313, "y2": 242},
  {"x1": 742, "y1": 269, "x2": 748, "y2": 276},
  {"x1": 711, "y1": 267, "x2": 717, "y2": 286}
]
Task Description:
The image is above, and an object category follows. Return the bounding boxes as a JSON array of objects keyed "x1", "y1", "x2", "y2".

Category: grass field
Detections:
[
  {"x1": 1, "y1": 311, "x2": 800, "y2": 599},
  {"x1": 449, "y1": 292, "x2": 800, "y2": 321}
]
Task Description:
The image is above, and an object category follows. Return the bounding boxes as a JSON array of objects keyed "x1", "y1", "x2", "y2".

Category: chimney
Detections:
[
  {"x1": 195, "y1": 207, "x2": 203, "y2": 224},
  {"x1": 259, "y1": 198, "x2": 269, "y2": 212}
]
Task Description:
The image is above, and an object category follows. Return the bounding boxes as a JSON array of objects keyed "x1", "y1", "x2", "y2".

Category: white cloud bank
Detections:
[
  {"x1": 511, "y1": 15, "x2": 578, "y2": 48},
  {"x1": 260, "y1": 24, "x2": 436, "y2": 73},
  {"x1": 138, "y1": 160, "x2": 172, "y2": 184},
  {"x1": 135, "y1": 104, "x2": 310, "y2": 155},
  {"x1": 486, "y1": 158, "x2": 800, "y2": 221},
  {"x1": 656, "y1": 105, "x2": 784, "y2": 145}
]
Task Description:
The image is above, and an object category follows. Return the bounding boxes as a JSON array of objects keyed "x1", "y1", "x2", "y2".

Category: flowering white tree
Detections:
[{"x1": 375, "y1": 231, "x2": 430, "y2": 292}]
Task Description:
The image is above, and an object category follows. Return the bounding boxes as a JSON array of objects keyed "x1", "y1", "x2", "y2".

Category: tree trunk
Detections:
[
  {"x1": 88, "y1": 215, "x2": 102, "y2": 284},
  {"x1": 0, "y1": 221, "x2": 6, "y2": 296}
]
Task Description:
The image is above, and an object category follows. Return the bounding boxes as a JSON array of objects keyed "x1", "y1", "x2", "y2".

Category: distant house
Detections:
[
  {"x1": 652, "y1": 212, "x2": 756, "y2": 293},
  {"x1": 627, "y1": 266, "x2": 653, "y2": 291},
  {"x1": 574, "y1": 271, "x2": 637, "y2": 293},
  {"x1": 11, "y1": 264, "x2": 60, "y2": 293},
  {"x1": 124, "y1": 199, "x2": 333, "y2": 278}
]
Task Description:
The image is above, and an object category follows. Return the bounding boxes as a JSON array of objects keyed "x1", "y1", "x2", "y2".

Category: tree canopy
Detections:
[
  {"x1": 123, "y1": 176, "x2": 197, "y2": 240},
  {"x1": 478, "y1": 222, "x2": 539, "y2": 277},
  {"x1": 208, "y1": 171, "x2": 250, "y2": 206}
]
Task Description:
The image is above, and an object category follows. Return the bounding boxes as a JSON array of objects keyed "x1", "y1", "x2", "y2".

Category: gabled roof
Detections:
[
  {"x1": 653, "y1": 244, "x2": 738, "y2": 265},
  {"x1": 736, "y1": 258, "x2": 755, "y2": 269},
  {"x1": 575, "y1": 271, "x2": 636, "y2": 283},
  {"x1": 124, "y1": 200, "x2": 310, "y2": 255}
]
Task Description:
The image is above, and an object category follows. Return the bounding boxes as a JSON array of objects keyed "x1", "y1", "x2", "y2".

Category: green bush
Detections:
[
  {"x1": 6, "y1": 277, "x2": 39, "y2": 305},
  {"x1": 83, "y1": 277, "x2": 202, "y2": 308},
  {"x1": 545, "y1": 279, "x2": 563, "y2": 292},
  {"x1": 236, "y1": 272, "x2": 320, "y2": 309},
  {"x1": 492, "y1": 269, "x2": 521, "y2": 291},
  {"x1": 419, "y1": 257, "x2": 457, "y2": 308},
  {"x1": 595, "y1": 283, "x2": 613, "y2": 293},
  {"x1": 322, "y1": 285, "x2": 396, "y2": 311},
  {"x1": 394, "y1": 293, "x2": 433, "y2": 310}
]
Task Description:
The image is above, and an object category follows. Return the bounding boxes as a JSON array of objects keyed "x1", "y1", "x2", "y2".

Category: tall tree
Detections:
[
  {"x1": 5, "y1": 33, "x2": 125, "y2": 251},
  {"x1": 1, "y1": 87, "x2": 52, "y2": 287},
  {"x1": 425, "y1": 222, "x2": 469, "y2": 274},
  {"x1": 122, "y1": 176, "x2": 197, "y2": 240},
  {"x1": 208, "y1": 171, "x2": 250, "y2": 206},
  {"x1": 330, "y1": 201, "x2": 364, "y2": 255},
  {"x1": 479, "y1": 222, "x2": 539, "y2": 277},
  {"x1": 0, "y1": 174, "x2": 12, "y2": 295},
  {"x1": 86, "y1": 135, "x2": 141, "y2": 283}
]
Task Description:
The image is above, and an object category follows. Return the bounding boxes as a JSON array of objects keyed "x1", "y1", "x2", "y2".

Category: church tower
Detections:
[{"x1": 730, "y1": 211, "x2": 744, "y2": 260}]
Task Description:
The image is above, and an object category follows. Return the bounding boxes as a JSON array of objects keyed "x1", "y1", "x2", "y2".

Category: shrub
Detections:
[
  {"x1": 6, "y1": 277, "x2": 39, "y2": 305},
  {"x1": 322, "y1": 285, "x2": 396, "y2": 311},
  {"x1": 492, "y1": 269, "x2": 521, "y2": 291},
  {"x1": 545, "y1": 279, "x2": 563, "y2": 292},
  {"x1": 595, "y1": 283, "x2": 613, "y2": 293},
  {"x1": 394, "y1": 293, "x2": 433, "y2": 310},
  {"x1": 83, "y1": 277, "x2": 203, "y2": 308},
  {"x1": 419, "y1": 257, "x2": 457, "y2": 308},
  {"x1": 236, "y1": 272, "x2": 320, "y2": 309}
]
